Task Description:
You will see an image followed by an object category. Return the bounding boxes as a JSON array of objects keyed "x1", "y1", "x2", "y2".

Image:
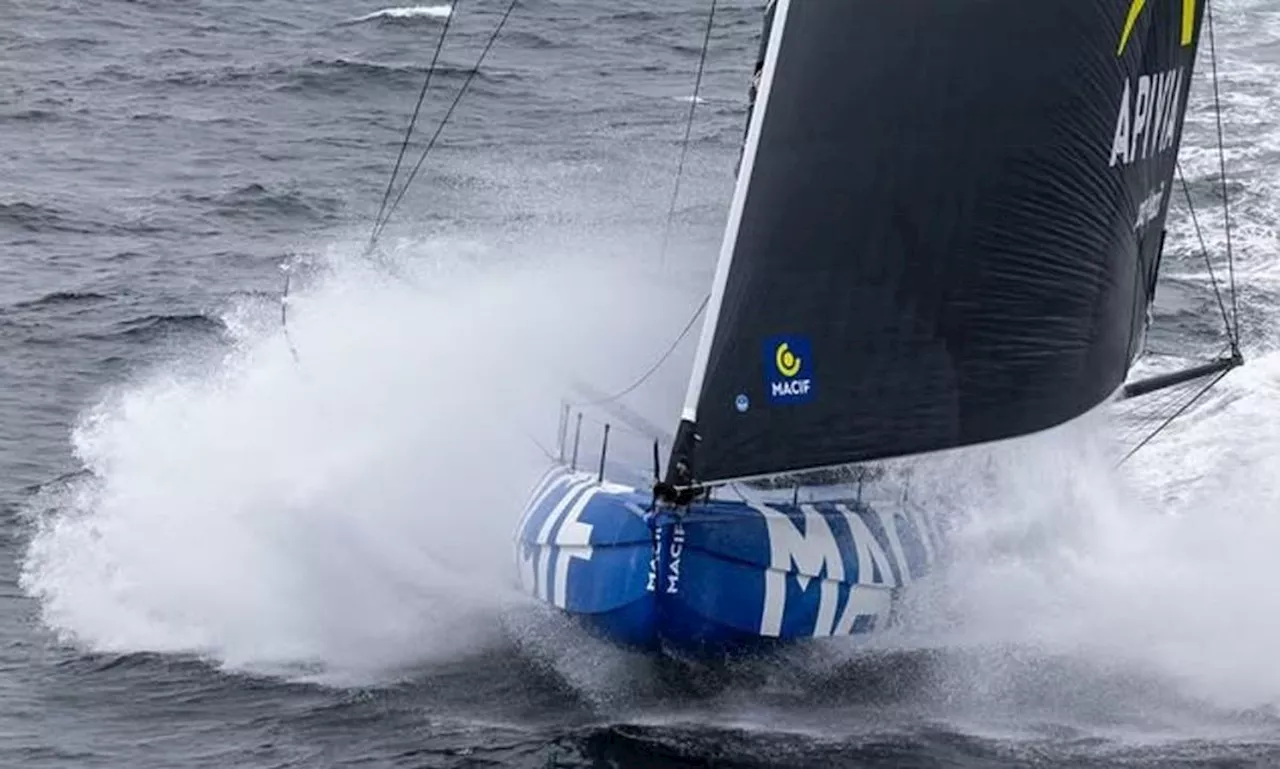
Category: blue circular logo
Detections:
[{"x1": 734, "y1": 394, "x2": 750, "y2": 413}]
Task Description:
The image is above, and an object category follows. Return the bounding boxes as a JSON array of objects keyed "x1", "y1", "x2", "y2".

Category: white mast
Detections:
[{"x1": 679, "y1": 0, "x2": 794, "y2": 423}]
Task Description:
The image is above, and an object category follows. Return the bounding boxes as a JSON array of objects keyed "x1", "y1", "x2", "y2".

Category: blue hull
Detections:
[{"x1": 513, "y1": 465, "x2": 941, "y2": 656}]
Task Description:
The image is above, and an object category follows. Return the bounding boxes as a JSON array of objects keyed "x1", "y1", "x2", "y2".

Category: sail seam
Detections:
[{"x1": 678, "y1": 0, "x2": 794, "y2": 423}]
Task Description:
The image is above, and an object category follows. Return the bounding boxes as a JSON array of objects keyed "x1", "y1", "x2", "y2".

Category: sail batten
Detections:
[{"x1": 668, "y1": 0, "x2": 1205, "y2": 488}]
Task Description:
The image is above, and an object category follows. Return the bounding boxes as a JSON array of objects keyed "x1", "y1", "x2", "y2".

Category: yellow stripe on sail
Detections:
[
  {"x1": 1118, "y1": 0, "x2": 1148, "y2": 56},
  {"x1": 1117, "y1": 0, "x2": 1196, "y2": 56}
]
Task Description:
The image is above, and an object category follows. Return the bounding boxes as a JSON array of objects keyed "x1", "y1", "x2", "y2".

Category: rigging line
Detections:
[
  {"x1": 563, "y1": 413, "x2": 656, "y2": 446},
  {"x1": 658, "y1": 0, "x2": 719, "y2": 267},
  {"x1": 1205, "y1": 0, "x2": 1240, "y2": 347},
  {"x1": 1118, "y1": 367, "x2": 1230, "y2": 465},
  {"x1": 1176, "y1": 161, "x2": 1234, "y2": 345},
  {"x1": 522, "y1": 425, "x2": 557, "y2": 463},
  {"x1": 1116, "y1": 343, "x2": 1235, "y2": 444},
  {"x1": 571, "y1": 3, "x2": 719, "y2": 410},
  {"x1": 370, "y1": 0, "x2": 519, "y2": 245},
  {"x1": 569, "y1": 293, "x2": 710, "y2": 408},
  {"x1": 369, "y1": 2, "x2": 461, "y2": 249},
  {"x1": 1118, "y1": 383, "x2": 1199, "y2": 442}
]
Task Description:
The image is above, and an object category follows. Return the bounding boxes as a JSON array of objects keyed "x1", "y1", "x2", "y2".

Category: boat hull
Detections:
[{"x1": 513, "y1": 465, "x2": 940, "y2": 656}]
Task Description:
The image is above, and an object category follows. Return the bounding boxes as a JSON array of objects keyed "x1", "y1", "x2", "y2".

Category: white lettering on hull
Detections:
[
  {"x1": 517, "y1": 471, "x2": 935, "y2": 642},
  {"x1": 535, "y1": 480, "x2": 593, "y2": 602},
  {"x1": 552, "y1": 489, "x2": 597, "y2": 609},
  {"x1": 756, "y1": 503, "x2": 910, "y2": 638},
  {"x1": 666, "y1": 524, "x2": 685, "y2": 594},
  {"x1": 646, "y1": 524, "x2": 659, "y2": 592},
  {"x1": 758, "y1": 505, "x2": 844, "y2": 636},
  {"x1": 874, "y1": 506, "x2": 912, "y2": 587}
]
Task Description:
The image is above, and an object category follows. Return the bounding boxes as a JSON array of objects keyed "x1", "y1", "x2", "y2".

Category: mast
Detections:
[
  {"x1": 662, "y1": 0, "x2": 1212, "y2": 495},
  {"x1": 663, "y1": 0, "x2": 791, "y2": 494}
]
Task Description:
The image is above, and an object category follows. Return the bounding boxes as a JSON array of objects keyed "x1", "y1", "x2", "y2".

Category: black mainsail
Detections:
[{"x1": 665, "y1": 0, "x2": 1209, "y2": 490}]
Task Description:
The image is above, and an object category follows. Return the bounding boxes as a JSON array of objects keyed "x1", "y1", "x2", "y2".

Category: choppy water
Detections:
[{"x1": 5, "y1": 1, "x2": 1280, "y2": 766}]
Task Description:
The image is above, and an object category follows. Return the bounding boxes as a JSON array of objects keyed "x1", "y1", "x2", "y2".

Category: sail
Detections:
[{"x1": 668, "y1": 0, "x2": 1206, "y2": 488}]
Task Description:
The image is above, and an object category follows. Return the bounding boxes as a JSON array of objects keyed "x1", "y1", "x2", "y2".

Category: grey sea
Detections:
[{"x1": 5, "y1": 0, "x2": 1280, "y2": 767}]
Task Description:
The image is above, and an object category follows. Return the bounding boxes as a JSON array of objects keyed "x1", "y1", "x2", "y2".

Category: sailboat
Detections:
[{"x1": 512, "y1": 0, "x2": 1243, "y2": 656}]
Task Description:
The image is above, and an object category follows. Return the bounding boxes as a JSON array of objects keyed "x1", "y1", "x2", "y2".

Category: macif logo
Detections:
[{"x1": 764, "y1": 336, "x2": 814, "y2": 404}]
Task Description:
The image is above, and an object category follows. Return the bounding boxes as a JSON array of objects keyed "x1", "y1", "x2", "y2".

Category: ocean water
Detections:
[{"x1": 4, "y1": 0, "x2": 1280, "y2": 766}]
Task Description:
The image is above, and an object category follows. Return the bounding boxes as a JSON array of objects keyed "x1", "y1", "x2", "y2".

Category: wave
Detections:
[
  {"x1": 18, "y1": 239, "x2": 697, "y2": 685},
  {"x1": 11, "y1": 291, "x2": 112, "y2": 311},
  {"x1": 338, "y1": 5, "x2": 452, "y2": 26},
  {"x1": 0, "y1": 108, "x2": 61, "y2": 124},
  {"x1": 490, "y1": 29, "x2": 560, "y2": 51},
  {"x1": 0, "y1": 199, "x2": 170, "y2": 238},
  {"x1": 84, "y1": 313, "x2": 228, "y2": 346},
  {"x1": 177, "y1": 183, "x2": 343, "y2": 224},
  {"x1": 6, "y1": 35, "x2": 104, "y2": 54},
  {"x1": 0, "y1": 201, "x2": 108, "y2": 235},
  {"x1": 290, "y1": 56, "x2": 487, "y2": 89},
  {"x1": 141, "y1": 55, "x2": 495, "y2": 96}
]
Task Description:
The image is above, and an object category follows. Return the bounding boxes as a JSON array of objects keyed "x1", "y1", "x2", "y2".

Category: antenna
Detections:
[
  {"x1": 597, "y1": 424, "x2": 611, "y2": 483},
  {"x1": 569, "y1": 413, "x2": 583, "y2": 472},
  {"x1": 556, "y1": 401, "x2": 570, "y2": 462}
]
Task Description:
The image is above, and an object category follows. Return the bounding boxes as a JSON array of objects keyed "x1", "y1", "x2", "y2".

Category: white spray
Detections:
[{"x1": 19, "y1": 234, "x2": 700, "y2": 684}]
